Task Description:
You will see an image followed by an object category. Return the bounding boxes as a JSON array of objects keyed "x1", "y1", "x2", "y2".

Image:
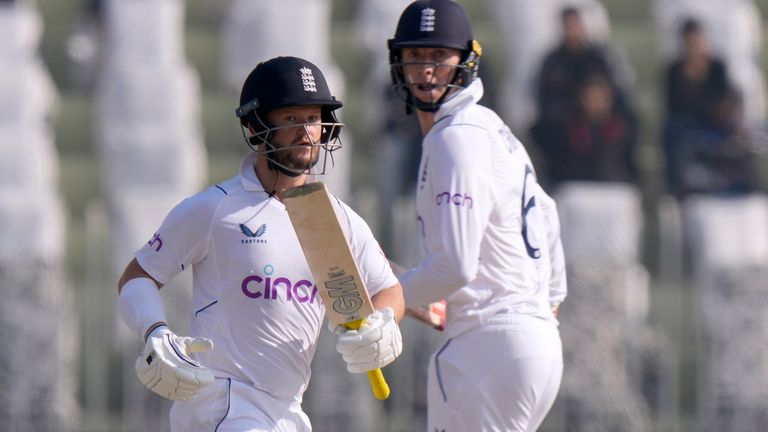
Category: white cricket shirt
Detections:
[
  {"x1": 135, "y1": 152, "x2": 398, "y2": 401},
  {"x1": 399, "y1": 79, "x2": 567, "y2": 338}
]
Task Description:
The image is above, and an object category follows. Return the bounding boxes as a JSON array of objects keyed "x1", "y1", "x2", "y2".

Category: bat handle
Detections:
[
  {"x1": 345, "y1": 318, "x2": 391, "y2": 400},
  {"x1": 368, "y1": 368, "x2": 390, "y2": 400}
]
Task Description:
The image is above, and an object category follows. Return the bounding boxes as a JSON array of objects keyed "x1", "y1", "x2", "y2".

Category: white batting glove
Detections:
[
  {"x1": 135, "y1": 325, "x2": 215, "y2": 400},
  {"x1": 331, "y1": 307, "x2": 403, "y2": 374}
]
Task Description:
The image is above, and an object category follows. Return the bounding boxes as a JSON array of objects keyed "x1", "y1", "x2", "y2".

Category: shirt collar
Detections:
[
  {"x1": 238, "y1": 152, "x2": 320, "y2": 193},
  {"x1": 434, "y1": 78, "x2": 484, "y2": 123},
  {"x1": 239, "y1": 152, "x2": 266, "y2": 192}
]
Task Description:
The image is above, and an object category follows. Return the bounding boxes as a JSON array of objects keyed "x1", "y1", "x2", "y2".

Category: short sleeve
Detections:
[{"x1": 135, "y1": 191, "x2": 220, "y2": 284}]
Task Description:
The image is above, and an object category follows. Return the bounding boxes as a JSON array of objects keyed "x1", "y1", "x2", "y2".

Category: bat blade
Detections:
[{"x1": 283, "y1": 182, "x2": 390, "y2": 400}]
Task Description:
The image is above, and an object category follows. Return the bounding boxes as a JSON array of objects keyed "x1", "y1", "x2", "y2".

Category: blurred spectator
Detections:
[
  {"x1": 531, "y1": 72, "x2": 640, "y2": 190},
  {"x1": 535, "y1": 6, "x2": 627, "y2": 124},
  {"x1": 653, "y1": 0, "x2": 766, "y2": 131},
  {"x1": 664, "y1": 19, "x2": 728, "y2": 127},
  {"x1": 660, "y1": 18, "x2": 764, "y2": 198},
  {"x1": 488, "y1": 0, "x2": 622, "y2": 134},
  {"x1": 673, "y1": 85, "x2": 764, "y2": 197}
]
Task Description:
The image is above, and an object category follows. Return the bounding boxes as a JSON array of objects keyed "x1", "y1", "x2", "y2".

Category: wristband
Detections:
[
  {"x1": 118, "y1": 277, "x2": 168, "y2": 341},
  {"x1": 144, "y1": 321, "x2": 169, "y2": 342}
]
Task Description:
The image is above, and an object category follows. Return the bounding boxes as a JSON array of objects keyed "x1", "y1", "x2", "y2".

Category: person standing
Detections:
[
  {"x1": 116, "y1": 56, "x2": 404, "y2": 431},
  {"x1": 387, "y1": 1, "x2": 566, "y2": 430},
  {"x1": 531, "y1": 72, "x2": 640, "y2": 190},
  {"x1": 662, "y1": 18, "x2": 731, "y2": 197},
  {"x1": 536, "y1": 6, "x2": 629, "y2": 124}
]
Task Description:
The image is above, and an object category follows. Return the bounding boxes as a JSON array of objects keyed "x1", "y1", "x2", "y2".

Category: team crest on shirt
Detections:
[{"x1": 240, "y1": 223, "x2": 267, "y2": 244}]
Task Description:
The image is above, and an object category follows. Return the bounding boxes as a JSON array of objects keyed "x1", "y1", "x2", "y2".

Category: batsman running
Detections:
[
  {"x1": 116, "y1": 56, "x2": 404, "y2": 431},
  {"x1": 387, "y1": 1, "x2": 567, "y2": 430}
]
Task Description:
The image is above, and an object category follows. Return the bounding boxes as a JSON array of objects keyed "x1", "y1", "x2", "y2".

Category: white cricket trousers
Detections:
[
  {"x1": 427, "y1": 314, "x2": 563, "y2": 432},
  {"x1": 169, "y1": 377, "x2": 311, "y2": 431}
]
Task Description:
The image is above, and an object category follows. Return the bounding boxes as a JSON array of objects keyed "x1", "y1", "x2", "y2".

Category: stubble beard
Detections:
[{"x1": 274, "y1": 142, "x2": 320, "y2": 172}]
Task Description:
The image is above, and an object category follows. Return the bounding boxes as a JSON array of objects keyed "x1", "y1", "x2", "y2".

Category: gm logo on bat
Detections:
[{"x1": 325, "y1": 268, "x2": 364, "y2": 316}]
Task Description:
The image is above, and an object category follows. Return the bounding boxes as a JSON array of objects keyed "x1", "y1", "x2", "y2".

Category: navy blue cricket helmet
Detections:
[
  {"x1": 388, "y1": 0, "x2": 482, "y2": 113},
  {"x1": 235, "y1": 56, "x2": 344, "y2": 176}
]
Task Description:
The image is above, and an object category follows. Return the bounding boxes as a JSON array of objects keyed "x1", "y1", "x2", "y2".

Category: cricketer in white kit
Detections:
[
  {"x1": 388, "y1": 1, "x2": 566, "y2": 431},
  {"x1": 117, "y1": 56, "x2": 404, "y2": 431}
]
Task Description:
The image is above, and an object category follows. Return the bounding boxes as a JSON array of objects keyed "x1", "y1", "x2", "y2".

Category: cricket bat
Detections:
[{"x1": 283, "y1": 182, "x2": 390, "y2": 400}]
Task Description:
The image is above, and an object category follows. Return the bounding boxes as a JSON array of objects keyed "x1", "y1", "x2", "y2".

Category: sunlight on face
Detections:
[
  {"x1": 266, "y1": 105, "x2": 323, "y2": 171},
  {"x1": 400, "y1": 47, "x2": 462, "y2": 103}
]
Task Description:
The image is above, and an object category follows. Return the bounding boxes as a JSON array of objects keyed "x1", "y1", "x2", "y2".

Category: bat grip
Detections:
[
  {"x1": 367, "y1": 368, "x2": 390, "y2": 400},
  {"x1": 345, "y1": 319, "x2": 391, "y2": 400}
]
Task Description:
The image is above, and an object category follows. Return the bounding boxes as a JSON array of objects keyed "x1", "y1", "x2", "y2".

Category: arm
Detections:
[
  {"x1": 371, "y1": 282, "x2": 404, "y2": 322},
  {"x1": 399, "y1": 127, "x2": 493, "y2": 307},
  {"x1": 538, "y1": 188, "x2": 567, "y2": 316},
  {"x1": 117, "y1": 258, "x2": 165, "y2": 340},
  {"x1": 118, "y1": 258, "x2": 163, "y2": 292},
  {"x1": 117, "y1": 260, "x2": 213, "y2": 400},
  {"x1": 390, "y1": 260, "x2": 446, "y2": 330}
]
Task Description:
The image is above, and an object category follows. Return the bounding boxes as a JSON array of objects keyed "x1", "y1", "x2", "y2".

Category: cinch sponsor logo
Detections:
[
  {"x1": 435, "y1": 192, "x2": 473, "y2": 209},
  {"x1": 147, "y1": 233, "x2": 163, "y2": 252},
  {"x1": 240, "y1": 223, "x2": 267, "y2": 244},
  {"x1": 241, "y1": 267, "x2": 319, "y2": 304}
]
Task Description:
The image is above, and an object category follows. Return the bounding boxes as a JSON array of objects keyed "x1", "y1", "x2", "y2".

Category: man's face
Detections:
[
  {"x1": 562, "y1": 13, "x2": 588, "y2": 49},
  {"x1": 265, "y1": 105, "x2": 323, "y2": 171},
  {"x1": 580, "y1": 79, "x2": 613, "y2": 120},
  {"x1": 684, "y1": 30, "x2": 708, "y2": 58},
  {"x1": 400, "y1": 47, "x2": 463, "y2": 104}
]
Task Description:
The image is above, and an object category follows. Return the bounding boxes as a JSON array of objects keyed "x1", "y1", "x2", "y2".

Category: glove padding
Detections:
[
  {"x1": 331, "y1": 307, "x2": 403, "y2": 374},
  {"x1": 135, "y1": 326, "x2": 215, "y2": 400}
]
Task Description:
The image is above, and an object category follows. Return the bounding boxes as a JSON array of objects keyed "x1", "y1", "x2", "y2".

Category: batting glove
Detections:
[
  {"x1": 135, "y1": 325, "x2": 215, "y2": 400},
  {"x1": 331, "y1": 307, "x2": 403, "y2": 374}
]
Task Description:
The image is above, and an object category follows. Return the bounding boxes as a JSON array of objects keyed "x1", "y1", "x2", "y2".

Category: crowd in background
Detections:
[{"x1": 2, "y1": 0, "x2": 768, "y2": 431}]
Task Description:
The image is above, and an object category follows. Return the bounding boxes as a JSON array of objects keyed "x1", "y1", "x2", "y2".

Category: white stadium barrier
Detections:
[
  {"x1": 0, "y1": 2, "x2": 76, "y2": 429},
  {"x1": 103, "y1": 0, "x2": 186, "y2": 68},
  {"x1": 682, "y1": 193, "x2": 768, "y2": 432},
  {"x1": 91, "y1": 1, "x2": 206, "y2": 429},
  {"x1": 683, "y1": 193, "x2": 768, "y2": 271},
  {"x1": 0, "y1": 191, "x2": 66, "y2": 263},
  {"x1": 555, "y1": 181, "x2": 645, "y2": 266},
  {"x1": 543, "y1": 181, "x2": 675, "y2": 432}
]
